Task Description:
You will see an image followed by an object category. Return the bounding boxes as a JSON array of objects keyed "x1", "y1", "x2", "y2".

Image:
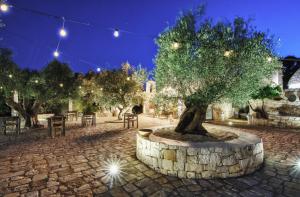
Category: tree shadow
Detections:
[{"x1": 74, "y1": 128, "x2": 129, "y2": 144}]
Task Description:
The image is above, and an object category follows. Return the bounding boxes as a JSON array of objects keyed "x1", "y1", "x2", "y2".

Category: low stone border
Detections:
[{"x1": 136, "y1": 124, "x2": 264, "y2": 179}]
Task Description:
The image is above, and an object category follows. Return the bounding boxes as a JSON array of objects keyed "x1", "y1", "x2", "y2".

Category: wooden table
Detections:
[
  {"x1": 47, "y1": 116, "x2": 66, "y2": 138},
  {"x1": 123, "y1": 113, "x2": 138, "y2": 129},
  {"x1": 0, "y1": 116, "x2": 21, "y2": 135}
]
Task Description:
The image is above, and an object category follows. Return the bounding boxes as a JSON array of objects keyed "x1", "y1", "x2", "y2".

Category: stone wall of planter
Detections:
[{"x1": 136, "y1": 125, "x2": 263, "y2": 179}]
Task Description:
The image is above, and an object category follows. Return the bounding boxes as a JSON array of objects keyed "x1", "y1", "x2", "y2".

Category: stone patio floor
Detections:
[{"x1": 0, "y1": 115, "x2": 299, "y2": 197}]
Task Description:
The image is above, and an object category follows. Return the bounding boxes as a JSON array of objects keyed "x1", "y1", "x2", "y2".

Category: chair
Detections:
[{"x1": 48, "y1": 116, "x2": 65, "y2": 138}]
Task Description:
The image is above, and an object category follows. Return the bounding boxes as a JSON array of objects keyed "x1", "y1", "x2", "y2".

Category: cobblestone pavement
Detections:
[{"x1": 0, "y1": 116, "x2": 299, "y2": 197}]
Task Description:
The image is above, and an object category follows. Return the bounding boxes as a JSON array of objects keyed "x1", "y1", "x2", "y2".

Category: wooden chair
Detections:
[
  {"x1": 0, "y1": 116, "x2": 21, "y2": 135},
  {"x1": 82, "y1": 114, "x2": 96, "y2": 127},
  {"x1": 48, "y1": 116, "x2": 65, "y2": 138},
  {"x1": 123, "y1": 113, "x2": 138, "y2": 129}
]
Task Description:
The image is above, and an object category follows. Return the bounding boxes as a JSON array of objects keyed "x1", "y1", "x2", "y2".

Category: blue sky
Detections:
[{"x1": 1, "y1": 0, "x2": 299, "y2": 73}]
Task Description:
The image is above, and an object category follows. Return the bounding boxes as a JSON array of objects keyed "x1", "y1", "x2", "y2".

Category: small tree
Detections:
[
  {"x1": 155, "y1": 8, "x2": 280, "y2": 135},
  {"x1": 249, "y1": 85, "x2": 282, "y2": 119},
  {"x1": 97, "y1": 63, "x2": 147, "y2": 119}
]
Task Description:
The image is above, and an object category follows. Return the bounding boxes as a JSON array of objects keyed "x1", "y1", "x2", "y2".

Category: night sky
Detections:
[{"x1": 1, "y1": 0, "x2": 299, "y2": 73}]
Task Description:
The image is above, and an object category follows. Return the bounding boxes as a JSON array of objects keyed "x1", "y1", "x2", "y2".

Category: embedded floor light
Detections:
[{"x1": 103, "y1": 156, "x2": 126, "y2": 188}]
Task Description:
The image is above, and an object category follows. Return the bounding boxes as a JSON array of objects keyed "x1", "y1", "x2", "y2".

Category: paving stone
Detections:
[{"x1": 0, "y1": 116, "x2": 299, "y2": 196}]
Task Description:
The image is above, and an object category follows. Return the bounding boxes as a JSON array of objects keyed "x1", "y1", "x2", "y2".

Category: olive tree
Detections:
[
  {"x1": 155, "y1": 8, "x2": 280, "y2": 135},
  {"x1": 0, "y1": 48, "x2": 77, "y2": 127}
]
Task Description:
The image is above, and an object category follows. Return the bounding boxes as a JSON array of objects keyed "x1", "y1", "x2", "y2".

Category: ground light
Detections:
[
  {"x1": 290, "y1": 157, "x2": 300, "y2": 176},
  {"x1": 103, "y1": 156, "x2": 126, "y2": 188}
]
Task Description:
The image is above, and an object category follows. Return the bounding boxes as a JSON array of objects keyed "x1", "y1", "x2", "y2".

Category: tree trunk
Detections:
[
  {"x1": 118, "y1": 107, "x2": 124, "y2": 120},
  {"x1": 175, "y1": 105, "x2": 208, "y2": 135}
]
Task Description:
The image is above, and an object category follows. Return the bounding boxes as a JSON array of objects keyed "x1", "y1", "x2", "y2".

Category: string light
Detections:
[
  {"x1": 59, "y1": 83, "x2": 63, "y2": 87},
  {"x1": 267, "y1": 57, "x2": 272, "y2": 62},
  {"x1": 0, "y1": 3, "x2": 9, "y2": 13},
  {"x1": 113, "y1": 29, "x2": 120, "y2": 38},
  {"x1": 35, "y1": 80, "x2": 39, "y2": 84},
  {"x1": 53, "y1": 50, "x2": 60, "y2": 58},
  {"x1": 59, "y1": 28, "x2": 67, "y2": 37},
  {"x1": 171, "y1": 42, "x2": 180, "y2": 50},
  {"x1": 8, "y1": 74, "x2": 12, "y2": 78},
  {"x1": 0, "y1": 86, "x2": 3, "y2": 89},
  {"x1": 224, "y1": 50, "x2": 233, "y2": 57},
  {"x1": 126, "y1": 77, "x2": 130, "y2": 81}
]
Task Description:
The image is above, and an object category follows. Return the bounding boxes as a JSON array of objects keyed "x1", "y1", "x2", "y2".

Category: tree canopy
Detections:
[{"x1": 155, "y1": 10, "x2": 280, "y2": 107}]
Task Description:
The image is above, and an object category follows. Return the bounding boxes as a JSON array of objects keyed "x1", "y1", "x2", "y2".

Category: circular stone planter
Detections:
[{"x1": 136, "y1": 124, "x2": 264, "y2": 179}]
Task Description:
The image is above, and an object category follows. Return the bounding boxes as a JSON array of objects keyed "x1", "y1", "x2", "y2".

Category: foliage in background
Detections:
[
  {"x1": 249, "y1": 85, "x2": 282, "y2": 119},
  {"x1": 0, "y1": 48, "x2": 78, "y2": 127},
  {"x1": 155, "y1": 6, "x2": 280, "y2": 134},
  {"x1": 97, "y1": 62, "x2": 147, "y2": 119}
]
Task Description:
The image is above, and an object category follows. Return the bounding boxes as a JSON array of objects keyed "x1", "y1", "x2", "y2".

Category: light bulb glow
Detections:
[
  {"x1": 35, "y1": 80, "x2": 39, "y2": 84},
  {"x1": 59, "y1": 28, "x2": 67, "y2": 37},
  {"x1": 113, "y1": 29, "x2": 120, "y2": 38},
  {"x1": 228, "y1": 121, "x2": 233, "y2": 126},
  {"x1": 172, "y1": 42, "x2": 180, "y2": 50},
  {"x1": 0, "y1": 4, "x2": 9, "y2": 12},
  {"x1": 224, "y1": 50, "x2": 233, "y2": 57},
  {"x1": 103, "y1": 156, "x2": 126, "y2": 188},
  {"x1": 267, "y1": 57, "x2": 272, "y2": 62},
  {"x1": 53, "y1": 51, "x2": 59, "y2": 58},
  {"x1": 97, "y1": 67, "x2": 101, "y2": 72},
  {"x1": 59, "y1": 83, "x2": 63, "y2": 87},
  {"x1": 126, "y1": 77, "x2": 130, "y2": 81},
  {"x1": 8, "y1": 74, "x2": 12, "y2": 78}
]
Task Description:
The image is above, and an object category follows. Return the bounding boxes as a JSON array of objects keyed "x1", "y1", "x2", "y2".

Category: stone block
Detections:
[
  {"x1": 178, "y1": 171, "x2": 186, "y2": 178},
  {"x1": 163, "y1": 149, "x2": 176, "y2": 161},
  {"x1": 187, "y1": 148, "x2": 198, "y2": 155},
  {"x1": 174, "y1": 161, "x2": 185, "y2": 171},
  {"x1": 198, "y1": 154, "x2": 210, "y2": 164},
  {"x1": 229, "y1": 164, "x2": 241, "y2": 173},
  {"x1": 222, "y1": 155, "x2": 237, "y2": 166},
  {"x1": 162, "y1": 159, "x2": 173, "y2": 171},
  {"x1": 186, "y1": 172, "x2": 196, "y2": 179},
  {"x1": 187, "y1": 156, "x2": 197, "y2": 163},
  {"x1": 200, "y1": 148, "x2": 210, "y2": 155},
  {"x1": 209, "y1": 153, "x2": 221, "y2": 165},
  {"x1": 176, "y1": 148, "x2": 187, "y2": 163}
]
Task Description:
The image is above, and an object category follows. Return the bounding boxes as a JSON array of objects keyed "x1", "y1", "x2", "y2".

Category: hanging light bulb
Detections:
[
  {"x1": 171, "y1": 42, "x2": 180, "y2": 50},
  {"x1": 267, "y1": 57, "x2": 272, "y2": 63},
  {"x1": 53, "y1": 51, "x2": 60, "y2": 58},
  {"x1": 59, "y1": 28, "x2": 67, "y2": 37},
  {"x1": 0, "y1": 3, "x2": 9, "y2": 13},
  {"x1": 113, "y1": 29, "x2": 120, "y2": 38}
]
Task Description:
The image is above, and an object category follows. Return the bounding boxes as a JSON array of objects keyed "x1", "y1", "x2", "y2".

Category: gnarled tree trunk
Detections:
[{"x1": 175, "y1": 105, "x2": 208, "y2": 135}]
